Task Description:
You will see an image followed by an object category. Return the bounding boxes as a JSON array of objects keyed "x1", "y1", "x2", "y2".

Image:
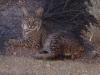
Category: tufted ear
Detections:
[
  {"x1": 35, "y1": 7, "x2": 44, "y2": 17},
  {"x1": 18, "y1": 0, "x2": 29, "y2": 17}
]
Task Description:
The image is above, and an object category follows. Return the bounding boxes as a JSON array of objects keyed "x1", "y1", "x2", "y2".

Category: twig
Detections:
[
  {"x1": 45, "y1": 0, "x2": 54, "y2": 14},
  {"x1": 89, "y1": 32, "x2": 94, "y2": 42},
  {"x1": 45, "y1": 9, "x2": 84, "y2": 18},
  {"x1": 63, "y1": 0, "x2": 70, "y2": 10}
]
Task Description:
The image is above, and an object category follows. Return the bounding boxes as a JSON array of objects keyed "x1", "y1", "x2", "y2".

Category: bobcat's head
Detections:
[
  {"x1": 22, "y1": 16, "x2": 42, "y2": 32},
  {"x1": 21, "y1": 7, "x2": 44, "y2": 38}
]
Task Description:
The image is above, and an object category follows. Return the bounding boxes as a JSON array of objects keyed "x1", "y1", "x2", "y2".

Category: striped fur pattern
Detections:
[{"x1": 33, "y1": 32, "x2": 85, "y2": 59}]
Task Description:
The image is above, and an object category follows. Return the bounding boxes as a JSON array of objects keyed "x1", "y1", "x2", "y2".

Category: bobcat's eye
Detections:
[{"x1": 31, "y1": 25, "x2": 35, "y2": 28}]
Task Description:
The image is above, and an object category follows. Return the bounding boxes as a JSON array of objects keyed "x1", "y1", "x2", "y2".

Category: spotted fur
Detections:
[{"x1": 6, "y1": 15, "x2": 47, "y2": 56}]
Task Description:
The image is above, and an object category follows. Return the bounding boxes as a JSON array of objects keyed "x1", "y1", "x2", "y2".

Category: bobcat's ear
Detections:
[
  {"x1": 18, "y1": 0, "x2": 29, "y2": 16},
  {"x1": 35, "y1": 7, "x2": 44, "y2": 17}
]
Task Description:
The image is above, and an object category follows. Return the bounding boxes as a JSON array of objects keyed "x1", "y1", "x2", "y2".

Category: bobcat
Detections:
[{"x1": 6, "y1": 0, "x2": 47, "y2": 56}]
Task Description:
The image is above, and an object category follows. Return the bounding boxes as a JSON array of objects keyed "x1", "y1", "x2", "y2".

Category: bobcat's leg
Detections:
[{"x1": 7, "y1": 39, "x2": 26, "y2": 47}]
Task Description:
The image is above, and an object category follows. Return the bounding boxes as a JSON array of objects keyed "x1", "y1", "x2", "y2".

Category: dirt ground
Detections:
[{"x1": 0, "y1": 55, "x2": 100, "y2": 75}]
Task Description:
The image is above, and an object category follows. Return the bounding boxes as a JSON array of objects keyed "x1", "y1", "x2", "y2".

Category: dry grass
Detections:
[{"x1": 0, "y1": 55, "x2": 100, "y2": 75}]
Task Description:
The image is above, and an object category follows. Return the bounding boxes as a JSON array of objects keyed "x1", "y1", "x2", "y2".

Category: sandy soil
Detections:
[{"x1": 0, "y1": 55, "x2": 100, "y2": 75}]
